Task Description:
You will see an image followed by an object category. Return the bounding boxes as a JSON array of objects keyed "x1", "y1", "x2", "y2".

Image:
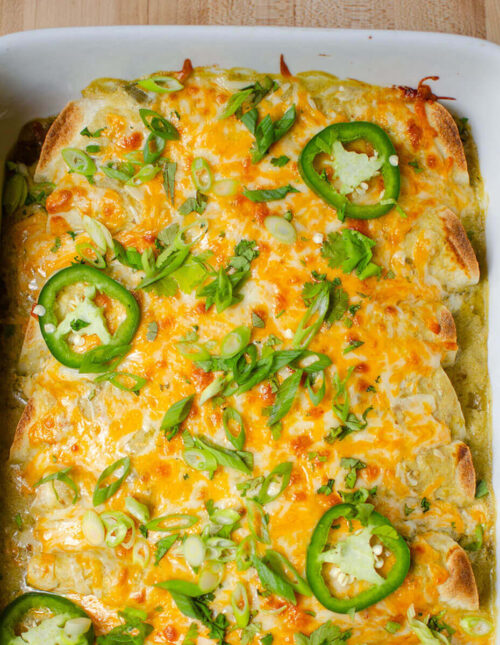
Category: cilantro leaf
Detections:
[
  {"x1": 196, "y1": 240, "x2": 259, "y2": 313},
  {"x1": 250, "y1": 105, "x2": 297, "y2": 163},
  {"x1": 294, "y1": 620, "x2": 351, "y2": 645},
  {"x1": 322, "y1": 229, "x2": 381, "y2": 280},
  {"x1": 178, "y1": 191, "x2": 208, "y2": 215},
  {"x1": 317, "y1": 478, "x2": 335, "y2": 495},
  {"x1": 271, "y1": 155, "x2": 290, "y2": 167},
  {"x1": 168, "y1": 592, "x2": 229, "y2": 645},
  {"x1": 220, "y1": 76, "x2": 277, "y2": 120},
  {"x1": 97, "y1": 607, "x2": 153, "y2": 644},
  {"x1": 81, "y1": 126, "x2": 105, "y2": 138},
  {"x1": 341, "y1": 458, "x2": 366, "y2": 489}
]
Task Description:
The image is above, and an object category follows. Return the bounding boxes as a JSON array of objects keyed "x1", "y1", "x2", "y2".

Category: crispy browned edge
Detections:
[
  {"x1": 439, "y1": 542, "x2": 480, "y2": 610},
  {"x1": 9, "y1": 397, "x2": 35, "y2": 462},
  {"x1": 453, "y1": 441, "x2": 476, "y2": 500},
  {"x1": 424, "y1": 101, "x2": 469, "y2": 184},
  {"x1": 440, "y1": 207, "x2": 480, "y2": 285},
  {"x1": 438, "y1": 307, "x2": 456, "y2": 344},
  {"x1": 36, "y1": 101, "x2": 83, "y2": 178}
]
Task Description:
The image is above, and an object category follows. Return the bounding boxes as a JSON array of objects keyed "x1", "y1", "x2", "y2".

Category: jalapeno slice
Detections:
[
  {"x1": 306, "y1": 503, "x2": 410, "y2": 613},
  {"x1": 298, "y1": 121, "x2": 400, "y2": 219},
  {"x1": 0, "y1": 592, "x2": 94, "y2": 645},
  {"x1": 37, "y1": 264, "x2": 140, "y2": 371}
]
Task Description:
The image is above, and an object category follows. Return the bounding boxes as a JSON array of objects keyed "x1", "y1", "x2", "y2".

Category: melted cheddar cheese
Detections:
[{"x1": 0, "y1": 64, "x2": 494, "y2": 644}]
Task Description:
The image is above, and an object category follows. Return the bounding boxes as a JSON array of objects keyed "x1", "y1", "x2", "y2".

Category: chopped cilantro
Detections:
[
  {"x1": 322, "y1": 229, "x2": 381, "y2": 280},
  {"x1": 420, "y1": 497, "x2": 431, "y2": 513},
  {"x1": 317, "y1": 478, "x2": 335, "y2": 495},
  {"x1": 271, "y1": 155, "x2": 290, "y2": 167}
]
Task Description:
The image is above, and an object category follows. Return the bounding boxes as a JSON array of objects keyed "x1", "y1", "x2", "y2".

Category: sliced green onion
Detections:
[
  {"x1": 3, "y1": 173, "x2": 28, "y2": 215},
  {"x1": 264, "y1": 216, "x2": 296, "y2": 244},
  {"x1": 306, "y1": 371, "x2": 326, "y2": 406},
  {"x1": 220, "y1": 326, "x2": 251, "y2": 358},
  {"x1": 125, "y1": 496, "x2": 150, "y2": 524},
  {"x1": 174, "y1": 218, "x2": 209, "y2": 249},
  {"x1": 460, "y1": 616, "x2": 493, "y2": 637},
  {"x1": 211, "y1": 508, "x2": 241, "y2": 526},
  {"x1": 124, "y1": 151, "x2": 144, "y2": 166},
  {"x1": 199, "y1": 374, "x2": 228, "y2": 405},
  {"x1": 76, "y1": 242, "x2": 107, "y2": 269},
  {"x1": 101, "y1": 511, "x2": 135, "y2": 548},
  {"x1": 222, "y1": 407, "x2": 246, "y2": 451},
  {"x1": 79, "y1": 343, "x2": 131, "y2": 375},
  {"x1": 143, "y1": 133, "x2": 166, "y2": 164},
  {"x1": 93, "y1": 456, "x2": 131, "y2": 506},
  {"x1": 102, "y1": 162, "x2": 135, "y2": 182},
  {"x1": 156, "y1": 579, "x2": 203, "y2": 597},
  {"x1": 236, "y1": 475, "x2": 264, "y2": 499},
  {"x1": 176, "y1": 340, "x2": 210, "y2": 362},
  {"x1": 95, "y1": 371, "x2": 147, "y2": 393},
  {"x1": 155, "y1": 534, "x2": 179, "y2": 566},
  {"x1": 182, "y1": 623, "x2": 198, "y2": 645},
  {"x1": 34, "y1": 467, "x2": 79, "y2": 505},
  {"x1": 212, "y1": 178, "x2": 238, "y2": 196},
  {"x1": 195, "y1": 435, "x2": 253, "y2": 474},
  {"x1": 266, "y1": 369, "x2": 303, "y2": 427},
  {"x1": 82, "y1": 214, "x2": 113, "y2": 253},
  {"x1": 251, "y1": 555, "x2": 296, "y2": 604},
  {"x1": 62, "y1": 148, "x2": 96, "y2": 177},
  {"x1": 205, "y1": 537, "x2": 237, "y2": 562},
  {"x1": 257, "y1": 462, "x2": 292, "y2": 505},
  {"x1": 384, "y1": 621, "x2": 401, "y2": 634},
  {"x1": 140, "y1": 247, "x2": 155, "y2": 277},
  {"x1": 246, "y1": 499, "x2": 271, "y2": 544},
  {"x1": 183, "y1": 535, "x2": 206, "y2": 567},
  {"x1": 137, "y1": 76, "x2": 184, "y2": 93},
  {"x1": 139, "y1": 108, "x2": 179, "y2": 140},
  {"x1": 262, "y1": 550, "x2": 312, "y2": 596},
  {"x1": 191, "y1": 158, "x2": 213, "y2": 193},
  {"x1": 82, "y1": 509, "x2": 105, "y2": 545},
  {"x1": 126, "y1": 164, "x2": 160, "y2": 186},
  {"x1": 198, "y1": 560, "x2": 224, "y2": 593},
  {"x1": 231, "y1": 583, "x2": 250, "y2": 628},
  {"x1": 236, "y1": 536, "x2": 256, "y2": 571},
  {"x1": 162, "y1": 160, "x2": 177, "y2": 205},
  {"x1": 160, "y1": 394, "x2": 194, "y2": 439},
  {"x1": 132, "y1": 537, "x2": 151, "y2": 568},
  {"x1": 145, "y1": 513, "x2": 199, "y2": 533},
  {"x1": 296, "y1": 350, "x2": 332, "y2": 373},
  {"x1": 292, "y1": 285, "x2": 330, "y2": 350},
  {"x1": 183, "y1": 448, "x2": 218, "y2": 474}
]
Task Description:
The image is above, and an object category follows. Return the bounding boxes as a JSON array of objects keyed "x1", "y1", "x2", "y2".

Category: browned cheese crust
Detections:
[
  {"x1": 440, "y1": 208, "x2": 480, "y2": 285},
  {"x1": 35, "y1": 101, "x2": 84, "y2": 180},
  {"x1": 453, "y1": 441, "x2": 476, "y2": 501},
  {"x1": 438, "y1": 541, "x2": 480, "y2": 610},
  {"x1": 10, "y1": 398, "x2": 36, "y2": 464},
  {"x1": 424, "y1": 101, "x2": 469, "y2": 185}
]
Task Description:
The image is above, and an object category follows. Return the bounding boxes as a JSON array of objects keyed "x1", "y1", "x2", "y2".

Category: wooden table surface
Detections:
[{"x1": 1, "y1": 0, "x2": 500, "y2": 43}]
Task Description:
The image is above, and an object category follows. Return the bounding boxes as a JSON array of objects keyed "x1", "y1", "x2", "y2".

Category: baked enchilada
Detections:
[{"x1": 0, "y1": 60, "x2": 494, "y2": 643}]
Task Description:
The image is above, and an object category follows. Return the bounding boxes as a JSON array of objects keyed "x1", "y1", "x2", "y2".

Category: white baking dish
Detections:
[{"x1": 0, "y1": 24, "x2": 498, "y2": 631}]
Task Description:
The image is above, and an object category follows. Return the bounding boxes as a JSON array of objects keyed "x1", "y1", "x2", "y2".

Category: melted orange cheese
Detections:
[{"x1": 6, "y1": 66, "x2": 493, "y2": 644}]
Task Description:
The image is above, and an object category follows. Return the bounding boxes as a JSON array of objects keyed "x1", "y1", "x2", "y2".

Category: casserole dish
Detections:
[{"x1": 0, "y1": 26, "x2": 498, "y2": 642}]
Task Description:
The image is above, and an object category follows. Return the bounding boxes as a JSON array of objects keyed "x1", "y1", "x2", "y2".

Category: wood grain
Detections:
[{"x1": 0, "y1": 0, "x2": 499, "y2": 43}]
